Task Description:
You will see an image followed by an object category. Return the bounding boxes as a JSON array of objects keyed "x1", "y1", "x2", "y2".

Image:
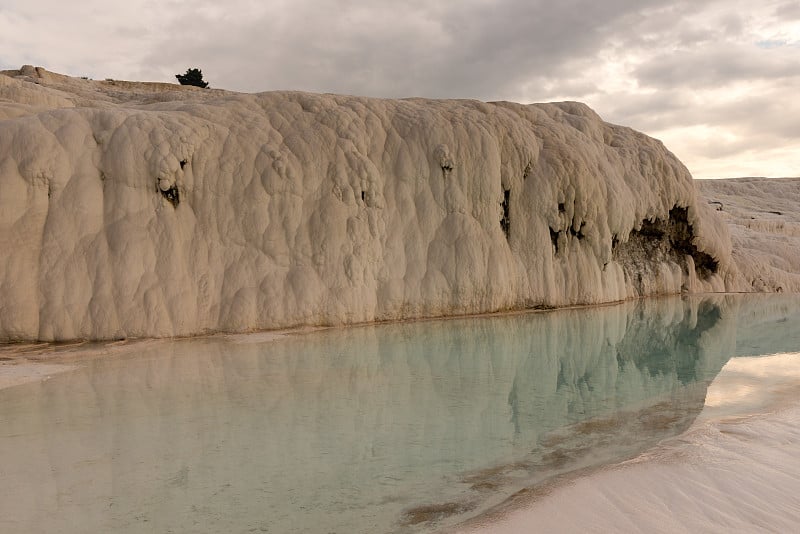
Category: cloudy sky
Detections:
[{"x1": 2, "y1": 0, "x2": 798, "y2": 179}]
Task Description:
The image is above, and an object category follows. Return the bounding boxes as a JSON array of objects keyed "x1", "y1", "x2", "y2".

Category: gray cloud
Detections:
[
  {"x1": 775, "y1": 1, "x2": 800, "y2": 19},
  {"x1": 603, "y1": 84, "x2": 800, "y2": 158},
  {"x1": 634, "y1": 44, "x2": 800, "y2": 89},
  {"x1": 144, "y1": 0, "x2": 672, "y2": 99},
  {"x1": 1, "y1": 0, "x2": 798, "y2": 178},
  {"x1": 600, "y1": 91, "x2": 693, "y2": 129}
]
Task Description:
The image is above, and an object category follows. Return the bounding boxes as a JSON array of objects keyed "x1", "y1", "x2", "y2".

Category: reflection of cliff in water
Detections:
[
  {"x1": 443, "y1": 294, "x2": 800, "y2": 532},
  {"x1": 620, "y1": 298, "x2": 722, "y2": 384},
  {"x1": 0, "y1": 295, "x2": 783, "y2": 534},
  {"x1": 436, "y1": 296, "x2": 734, "y2": 530},
  {"x1": 505, "y1": 297, "x2": 731, "y2": 447}
]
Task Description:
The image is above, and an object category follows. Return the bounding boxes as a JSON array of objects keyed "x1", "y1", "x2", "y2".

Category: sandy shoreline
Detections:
[
  {"x1": 0, "y1": 342, "x2": 91, "y2": 390},
  {"x1": 0, "y1": 330, "x2": 301, "y2": 391},
  {"x1": 0, "y1": 361, "x2": 77, "y2": 390},
  {"x1": 458, "y1": 352, "x2": 800, "y2": 533}
]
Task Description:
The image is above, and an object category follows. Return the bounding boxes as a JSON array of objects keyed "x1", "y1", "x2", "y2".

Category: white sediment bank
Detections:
[
  {"x1": 461, "y1": 352, "x2": 800, "y2": 533},
  {"x1": 2, "y1": 66, "x2": 740, "y2": 342},
  {"x1": 0, "y1": 361, "x2": 76, "y2": 390}
]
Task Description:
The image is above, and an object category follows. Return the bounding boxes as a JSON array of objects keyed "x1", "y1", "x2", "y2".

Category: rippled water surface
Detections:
[{"x1": 1, "y1": 294, "x2": 799, "y2": 533}]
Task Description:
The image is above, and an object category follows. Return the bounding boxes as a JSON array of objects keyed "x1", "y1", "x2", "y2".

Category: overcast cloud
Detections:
[{"x1": 1, "y1": 0, "x2": 798, "y2": 178}]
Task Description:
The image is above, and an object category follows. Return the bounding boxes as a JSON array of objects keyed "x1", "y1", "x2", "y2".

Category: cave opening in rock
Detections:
[
  {"x1": 500, "y1": 189, "x2": 511, "y2": 239},
  {"x1": 665, "y1": 206, "x2": 719, "y2": 277},
  {"x1": 612, "y1": 206, "x2": 719, "y2": 286}
]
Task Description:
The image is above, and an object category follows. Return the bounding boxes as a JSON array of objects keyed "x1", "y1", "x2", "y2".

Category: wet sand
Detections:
[
  {"x1": 458, "y1": 352, "x2": 800, "y2": 533},
  {"x1": 0, "y1": 343, "x2": 85, "y2": 390}
]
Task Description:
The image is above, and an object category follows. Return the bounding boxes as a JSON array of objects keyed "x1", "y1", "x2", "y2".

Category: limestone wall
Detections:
[{"x1": 0, "y1": 68, "x2": 731, "y2": 340}]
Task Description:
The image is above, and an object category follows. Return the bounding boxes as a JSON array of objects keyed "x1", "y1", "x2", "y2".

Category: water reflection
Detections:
[{"x1": 0, "y1": 295, "x2": 798, "y2": 533}]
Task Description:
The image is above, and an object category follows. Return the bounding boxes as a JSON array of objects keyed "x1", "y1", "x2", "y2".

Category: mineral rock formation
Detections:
[
  {"x1": 697, "y1": 177, "x2": 800, "y2": 294},
  {"x1": 1, "y1": 67, "x2": 731, "y2": 341}
]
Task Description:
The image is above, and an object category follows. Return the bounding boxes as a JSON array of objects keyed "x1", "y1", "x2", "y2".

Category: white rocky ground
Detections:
[
  {"x1": 697, "y1": 177, "x2": 800, "y2": 293},
  {"x1": 0, "y1": 67, "x2": 792, "y2": 341}
]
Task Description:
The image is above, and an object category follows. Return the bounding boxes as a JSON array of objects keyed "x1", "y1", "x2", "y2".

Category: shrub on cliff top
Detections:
[{"x1": 176, "y1": 68, "x2": 208, "y2": 88}]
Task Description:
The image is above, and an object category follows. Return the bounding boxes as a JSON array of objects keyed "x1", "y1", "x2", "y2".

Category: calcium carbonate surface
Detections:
[{"x1": 1, "y1": 67, "x2": 735, "y2": 341}]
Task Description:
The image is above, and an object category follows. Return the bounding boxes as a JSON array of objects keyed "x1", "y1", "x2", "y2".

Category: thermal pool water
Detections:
[{"x1": 1, "y1": 294, "x2": 799, "y2": 533}]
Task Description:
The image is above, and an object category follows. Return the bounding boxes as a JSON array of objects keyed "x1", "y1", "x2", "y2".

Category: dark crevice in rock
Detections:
[
  {"x1": 666, "y1": 207, "x2": 718, "y2": 277},
  {"x1": 179, "y1": 159, "x2": 187, "y2": 169},
  {"x1": 569, "y1": 221, "x2": 586, "y2": 240},
  {"x1": 160, "y1": 185, "x2": 180, "y2": 207},
  {"x1": 361, "y1": 190, "x2": 366, "y2": 202},
  {"x1": 612, "y1": 206, "x2": 718, "y2": 292},
  {"x1": 551, "y1": 219, "x2": 585, "y2": 257},
  {"x1": 558, "y1": 202, "x2": 566, "y2": 213},
  {"x1": 550, "y1": 227, "x2": 559, "y2": 254},
  {"x1": 500, "y1": 189, "x2": 511, "y2": 240}
]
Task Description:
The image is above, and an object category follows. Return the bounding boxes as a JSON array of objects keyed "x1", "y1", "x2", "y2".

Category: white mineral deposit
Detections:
[{"x1": 1, "y1": 66, "x2": 742, "y2": 342}]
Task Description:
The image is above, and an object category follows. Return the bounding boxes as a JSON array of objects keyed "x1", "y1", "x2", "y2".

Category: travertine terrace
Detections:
[{"x1": 1, "y1": 66, "x2": 737, "y2": 341}]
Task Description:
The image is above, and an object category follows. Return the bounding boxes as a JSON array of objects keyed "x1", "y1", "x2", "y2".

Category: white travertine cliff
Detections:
[{"x1": 1, "y1": 67, "x2": 735, "y2": 341}]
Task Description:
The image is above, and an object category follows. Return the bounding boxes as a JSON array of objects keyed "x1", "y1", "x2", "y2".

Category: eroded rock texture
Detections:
[
  {"x1": 0, "y1": 67, "x2": 732, "y2": 340},
  {"x1": 697, "y1": 177, "x2": 800, "y2": 294}
]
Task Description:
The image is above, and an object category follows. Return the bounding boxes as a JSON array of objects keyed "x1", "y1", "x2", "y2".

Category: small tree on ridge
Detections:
[{"x1": 176, "y1": 68, "x2": 208, "y2": 88}]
